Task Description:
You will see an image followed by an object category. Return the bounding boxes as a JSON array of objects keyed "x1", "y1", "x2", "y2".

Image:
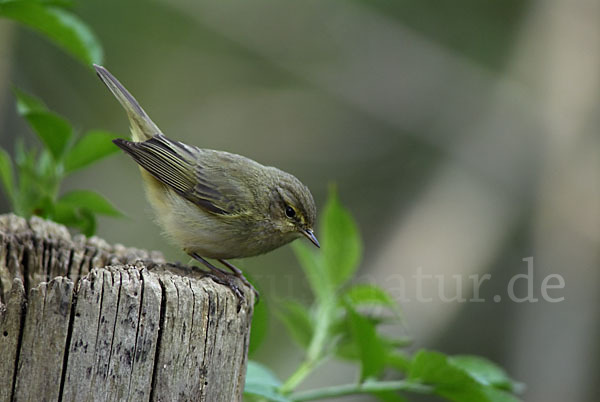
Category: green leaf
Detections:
[
  {"x1": 244, "y1": 384, "x2": 291, "y2": 402},
  {"x1": 332, "y1": 309, "x2": 408, "y2": 365},
  {"x1": 334, "y1": 337, "x2": 359, "y2": 361},
  {"x1": 346, "y1": 303, "x2": 387, "y2": 381},
  {"x1": 321, "y1": 186, "x2": 361, "y2": 289},
  {"x1": 0, "y1": 147, "x2": 14, "y2": 202},
  {"x1": 13, "y1": 87, "x2": 47, "y2": 115},
  {"x1": 52, "y1": 200, "x2": 79, "y2": 223},
  {"x1": 408, "y1": 350, "x2": 521, "y2": 402},
  {"x1": 53, "y1": 202, "x2": 97, "y2": 236},
  {"x1": 386, "y1": 352, "x2": 411, "y2": 372},
  {"x1": 481, "y1": 387, "x2": 523, "y2": 402},
  {"x1": 449, "y1": 356, "x2": 516, "y2": 390},
  {"x1": 33, "y1": 195, "x2": 55, "y2": 219},
  {"x1": 409, "y1": 350, "x2": 486, "y2": 402},
  {"x1": 344, "y1": 284, "x2": 402, "y2": 317},
  {"x1": 58, "y1": 190, "x2": 122, "y2": 216},
  {"x1": 77, "y1": 209, "x2": 96, "y2": 237},
  {"x1": 24, "y1": 111, "x2": 72, "y2": 160},
  {"x1": 483, "y1": 387, "x2": 520, "y2": 402},
  {"x1": 13, "y1": 140, "x2": 52, "y2": 217},
  {"x1": 292, "y1": 241, "x2": 330, "y2": 300},
  {"x1": 63, "y1": 130, "x2": 120, "y2": 173},
  {"x1": 244, "y1": 361, "x2": 291, "y2": 402},
  {"x1": 13, "y1": 140, "x2": 35, "y2": 216},
  {"x1": 246, "y1": 361, "x2": 282, "y2": 389},
  {"x1": 36, "y1": 148, "x2": 55, "y2": 179},
  {"x1": 277, "y1": 300, "x2": 313, "y2": 349},
  {"x1": 0, "y1": 2, "x2": 103, "y2": 65}
]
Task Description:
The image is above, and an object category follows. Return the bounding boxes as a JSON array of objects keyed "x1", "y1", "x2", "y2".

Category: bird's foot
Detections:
[
  {"x1": 203, "y1": 270, "x2": 246, "y2": 311},
  {"x1": 218, "y1": 259, "x2": 260, "y2": 303},
  {"x1": 189, "y1": 253, "x2": 248, "y2": 311}
]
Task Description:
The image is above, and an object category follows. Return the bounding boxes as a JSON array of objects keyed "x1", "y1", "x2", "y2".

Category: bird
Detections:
[{"x1": 94, "y1": 64, "x2": 319, "y2": 303}]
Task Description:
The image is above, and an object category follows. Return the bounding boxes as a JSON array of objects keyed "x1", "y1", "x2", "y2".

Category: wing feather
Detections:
[{"x1": 114, "y1": 135, "x2": 236, "y2": 215}]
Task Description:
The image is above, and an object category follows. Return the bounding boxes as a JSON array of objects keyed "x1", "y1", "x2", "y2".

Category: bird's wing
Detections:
[{"x1": 114, "y1": 135, "x2": 245, "y2": 215}]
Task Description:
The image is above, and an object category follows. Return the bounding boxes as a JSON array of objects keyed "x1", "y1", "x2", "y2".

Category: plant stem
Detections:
[
  {"x1": 289, "y1": 380, "x2": 433, "y2": 401},
  {"x1": 281, "y1": 297, "x2": 335, "y2": 393},
  {"x1": 280, "y1": 359, "x2": 320, "y2": 394}
]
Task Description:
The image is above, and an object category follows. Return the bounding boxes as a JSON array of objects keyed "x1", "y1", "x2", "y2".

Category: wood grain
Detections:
[{"x1": 0, "y1": 214, "x2": 254, "y2": 402}]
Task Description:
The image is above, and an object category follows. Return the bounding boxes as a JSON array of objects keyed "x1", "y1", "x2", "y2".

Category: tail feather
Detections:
[{"x1": 94, "y1": 64, "x2": 162, "y2": 141}]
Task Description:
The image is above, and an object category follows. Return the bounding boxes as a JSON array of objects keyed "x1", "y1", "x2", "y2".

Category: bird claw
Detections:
[
  {"x1": 207, "y1": 271, "x2": 260, "y2": 311},
  {"x1": 227, "y1": 270, "x2": 259, "y2": 303},
  {"x1": 187, "y1": 253, "x2": 259, "y2": 311},
  {"x1": 217, "y1": 259, "x2": 260, "y2": 304},
  {"x1": 203, "y1": 271, "x2": 247, "y2": 311}
]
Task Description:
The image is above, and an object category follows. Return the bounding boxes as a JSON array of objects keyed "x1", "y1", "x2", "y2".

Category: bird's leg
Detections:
[
  {"x1": 218, "y1": 259, "x2": 260, "y2": 302},
  {"x1": 188, "y1": 253, "x2": 245, "y2": 306}
]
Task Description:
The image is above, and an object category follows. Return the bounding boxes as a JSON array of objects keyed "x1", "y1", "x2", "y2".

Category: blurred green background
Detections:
[{"x1": 1, "y1": 1, "x2": 598, "y2": 401}]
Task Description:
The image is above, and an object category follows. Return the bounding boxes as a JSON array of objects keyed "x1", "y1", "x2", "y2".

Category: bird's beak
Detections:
[{"x1": 301, "y1": 229, "x2": 320, "y2": 248}]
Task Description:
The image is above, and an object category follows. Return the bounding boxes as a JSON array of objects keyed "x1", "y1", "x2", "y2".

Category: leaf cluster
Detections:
[
  {"x1": 0, "y1": 0, "x2": 116, "y2": 235},
  {"x1": 0, "y1": 90, "x2": 121, "y2": 235},
  {"x1": 245, "y1": 188, "x2": 523, "y2": 401},
  {"x1": 0, "y1": 0, "x2": 103, "y2": 66}
]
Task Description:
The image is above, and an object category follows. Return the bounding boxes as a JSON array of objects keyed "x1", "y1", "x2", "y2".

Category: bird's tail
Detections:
[{"x1": 94, "y1": 64, "x2": 162, "y2": 142}]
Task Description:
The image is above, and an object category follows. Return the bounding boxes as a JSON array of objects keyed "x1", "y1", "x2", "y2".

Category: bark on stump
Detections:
[{"x1": 0, "y1": 214, "x2": 254, "y2": 401}]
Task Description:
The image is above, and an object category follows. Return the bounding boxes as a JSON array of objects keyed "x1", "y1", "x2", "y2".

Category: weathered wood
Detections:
[
  {"x1": 0, "y1": 214, "x2": 254, "y2": 402},
  {"x1": 0, "y1": 279, "x2": 25, "y2": 402},
  {"x1": 62, "y1": 269, "x2": 106, "y2": 400},
  {"x1": 14, "y1": 277, "x2": 74, "y2": 401}
]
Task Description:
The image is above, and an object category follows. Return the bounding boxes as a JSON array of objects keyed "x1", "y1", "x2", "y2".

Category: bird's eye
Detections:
[{"x1": 285, "y1": 205, "x2": 296, "y2": 218}]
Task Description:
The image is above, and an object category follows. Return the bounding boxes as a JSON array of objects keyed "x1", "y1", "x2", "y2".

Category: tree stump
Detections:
[{"x1": 0, "y1": 214, "x2": 254, "y2": 402}]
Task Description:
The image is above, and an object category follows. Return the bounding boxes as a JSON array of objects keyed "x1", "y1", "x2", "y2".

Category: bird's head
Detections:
[{"x1": 268, "y1": 168, "x2": 319, "y2": 248}]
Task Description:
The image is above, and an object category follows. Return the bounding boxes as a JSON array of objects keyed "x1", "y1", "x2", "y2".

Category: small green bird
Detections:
[{"x1": 94, "y1": 65, "x2": 319, "y2": 301}]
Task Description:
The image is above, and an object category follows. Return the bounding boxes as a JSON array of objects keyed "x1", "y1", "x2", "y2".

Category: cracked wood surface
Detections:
[{"x1": 0, "y1": 214, "x2": 254, "y2": 402}]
